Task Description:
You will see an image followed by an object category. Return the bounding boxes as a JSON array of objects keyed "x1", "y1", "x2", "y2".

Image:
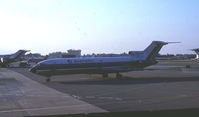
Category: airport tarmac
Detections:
[
  {"x1": 0, "y1": 68, "x2": 106, "y2": 117},
  {"x1": 1, "y1": 60, "x2": 199, "y2": 116}
]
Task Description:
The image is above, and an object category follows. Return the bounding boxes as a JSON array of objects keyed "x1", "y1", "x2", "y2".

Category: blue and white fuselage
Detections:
[
  {"x1": 30, "y1": 41, "x2": 169, "y2": 81},
  {"x1": 30, "y1": 56, "x2": 156, "y2": 76}
]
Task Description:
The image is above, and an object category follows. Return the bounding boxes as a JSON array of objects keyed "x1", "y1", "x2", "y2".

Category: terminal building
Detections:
[
  {"x1": 48, "y1": 49, "x2": 81, "y2": 59},
  {"x1": 67, "y1": 49, "x2": 81, "y2": 57}
]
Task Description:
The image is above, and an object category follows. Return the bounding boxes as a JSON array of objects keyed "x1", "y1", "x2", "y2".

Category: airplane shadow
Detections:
[
  {"x1": 10, "y1": 68, "x2": 199, "y2": 85},
  {"x1": 56, "y1": 76, "x2": 199, "y2": 85}
]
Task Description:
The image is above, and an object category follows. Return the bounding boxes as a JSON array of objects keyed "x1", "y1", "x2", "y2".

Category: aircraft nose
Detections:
[
  {"x1": 29, "y1": 67, "x2": 36, "y2": 73},
  {"x1": 29, "y1": 64, "x2": 39, "y2": 73}
]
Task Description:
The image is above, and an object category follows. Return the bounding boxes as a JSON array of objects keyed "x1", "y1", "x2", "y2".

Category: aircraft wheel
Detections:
[
  {"x1": 116, "y1": 73, "x2": 122, "y2": 78},
  {"x1": 46, "y1": 77, "x2": 51, "y2": 82},
  {"x1": 102, "y1": 73, "x2": 108, "y2": 78}
]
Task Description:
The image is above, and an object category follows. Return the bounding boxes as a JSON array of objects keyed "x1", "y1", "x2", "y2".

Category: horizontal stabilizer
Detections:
[{"x1": 166, "y1": 42, "x2": 181, "y2": 44}]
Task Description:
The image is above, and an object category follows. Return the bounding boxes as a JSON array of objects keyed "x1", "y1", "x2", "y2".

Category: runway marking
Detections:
[
  {"x1": 0, "y1": 105, "x2": 97, "y2": 113},
  {"x1": 92, "y1": 83, "x2": 169, "y2": 97},
  {"x1": 0, "y1": 93, "x2": 74, "y2": 98},
  {"x1": 71, "y1": 95, "x2": 123, "y2": 101},
  {"x1": 181, "y1": 69, "x2": 199, "y2": 73}
]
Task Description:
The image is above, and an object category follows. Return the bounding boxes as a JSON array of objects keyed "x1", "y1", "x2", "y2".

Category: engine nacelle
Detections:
[
  {"x1": 0, "y1": 58, "x2": 8, "y2": 64},
  {"x1": 0, "y1": 58, "x2": 4, "y2": 63}
]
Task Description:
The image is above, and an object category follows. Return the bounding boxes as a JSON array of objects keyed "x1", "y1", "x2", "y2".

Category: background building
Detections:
[
  {"x1": 48, "y1": 49, "x2": 81, "y2": 59},
  {"x1": 67, "y1": 49, "x2": 81, "y2": 57}
]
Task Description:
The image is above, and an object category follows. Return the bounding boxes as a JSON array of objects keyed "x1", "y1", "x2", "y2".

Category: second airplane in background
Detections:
[
  {"x1": 0, "y1": 50, "x2": 29, "y2": 67},
  {"x1": 30, "y1": 41, "x2": 172, "y2": 82}
]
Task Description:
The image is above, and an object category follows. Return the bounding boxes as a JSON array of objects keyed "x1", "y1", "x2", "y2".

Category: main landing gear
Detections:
[
  {"x1": 116, "y1": 73, "x2": 122, "y2": 78},
  {"x1": 102, "y1": 73, "x2": 108, "y2": 78},
  {"x1": 45, "y1": 76, "x2": 51, "y2": 82},
  {"x1": 102, "y1": 73, "x2": 123, "y2": 78}
]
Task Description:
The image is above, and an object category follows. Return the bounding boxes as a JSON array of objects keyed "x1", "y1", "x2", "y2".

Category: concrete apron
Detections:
[{"x1": 0, "y1": 68, "x2": 107, "y2": 117}]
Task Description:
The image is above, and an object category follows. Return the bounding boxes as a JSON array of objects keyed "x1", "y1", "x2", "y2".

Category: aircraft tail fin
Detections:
[
  {"x1": 192, "y1": 49, "x2": 199, "y2": 54},
  {"x1": 142, "y1": 41, "x2": 168, "y2": 60},
  {"x1": 9, "y1": 50, "x2": 30, "y2": 60}
]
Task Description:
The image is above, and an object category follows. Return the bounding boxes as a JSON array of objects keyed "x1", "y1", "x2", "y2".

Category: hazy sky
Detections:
[{"x1": 0, "y1": 0, "x2": 198, "y2": 55}]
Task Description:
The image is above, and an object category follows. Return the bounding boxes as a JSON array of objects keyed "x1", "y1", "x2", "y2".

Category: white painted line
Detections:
[
  {"x1": 0, "y1": 105, "x2": 96, "y2": 113},
  {"x1": 0, "y1": 68, "x2": 108, "y2": 116}
]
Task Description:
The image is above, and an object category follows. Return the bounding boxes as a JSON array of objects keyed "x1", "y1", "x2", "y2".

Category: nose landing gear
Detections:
[
  {"x1": 45, "y1": 75, "x2": 51, "y2": 82},
  {"x1": 46, "y1": 77, "x2": 51, "y2": 82}
]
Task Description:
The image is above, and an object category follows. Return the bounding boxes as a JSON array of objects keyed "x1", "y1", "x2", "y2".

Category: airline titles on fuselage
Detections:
[{"x1": 67, "y1": 59, "x2": 96, "y2": 64}]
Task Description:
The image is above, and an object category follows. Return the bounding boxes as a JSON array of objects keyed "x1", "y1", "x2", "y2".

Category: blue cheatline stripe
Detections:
[
  {"x1": 34, "y1": 61, "x2": 156, "y2": 76},
  {"x1": 36, "y1": 66, "x2": 142, "y2": 76},
  {"x1": 38, "y1": 61, "x2": 155, "y2": 70}
]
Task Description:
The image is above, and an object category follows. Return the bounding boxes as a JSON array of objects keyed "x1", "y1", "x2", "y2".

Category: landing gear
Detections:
[
  {"x1": 45, "y1": 76, "x2": 51, "y2": 82},
  {"x1": 102, "y1": 73, "x2": 108, "y2": 78},
  {"x1": 116, "y1": 73, "x2": 122, "y2": 78}
]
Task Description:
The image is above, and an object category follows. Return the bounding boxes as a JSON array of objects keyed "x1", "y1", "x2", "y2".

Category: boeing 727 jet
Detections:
[
  {"x1": 30, "y1": 41, "x2": 170, "y2": 82},
  {"x1": 0, "y1": 50, "x2": 29, "y2": 67}
]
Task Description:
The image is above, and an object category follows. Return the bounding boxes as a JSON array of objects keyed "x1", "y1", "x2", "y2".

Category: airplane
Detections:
[
  {"x1": 24, "y1": 55, "x2": 49, "y2": 63},
  {"x1": 30, "y1": 41, "x2": 171, "y2": 82},
  {"x1": 191, "y1": 49, "x2": 199, "y2": 60},
  {"x1": 0, "y1": 50, "x2": 30, "y2": 67}
]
